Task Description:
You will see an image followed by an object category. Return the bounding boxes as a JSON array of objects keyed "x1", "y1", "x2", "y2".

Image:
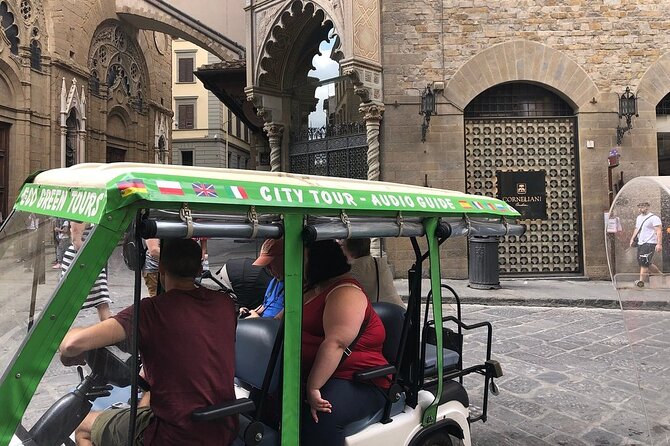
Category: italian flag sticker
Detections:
[
  {"x1": 229, "y1": 185, "x2": 249, "y2": 199},
  {"x1": 156, "y1": 180, "x2": 184, "y2": 195}
]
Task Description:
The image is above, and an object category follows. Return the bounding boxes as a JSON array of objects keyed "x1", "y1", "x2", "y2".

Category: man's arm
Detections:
[
  {"x1": 655, "y1": 224, "x2": 663, "y2": 252},
  {"x1": 60, "y1": 318, "x2": 126, "y2": 360},
  {"x1": 145, "y1": 238, "x2": 160, "y2": 259}
]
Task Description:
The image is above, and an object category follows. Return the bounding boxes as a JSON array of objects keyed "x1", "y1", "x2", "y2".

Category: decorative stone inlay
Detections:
[{"x1": 353, "y1": 0, "x2": 379, "y2": 62}]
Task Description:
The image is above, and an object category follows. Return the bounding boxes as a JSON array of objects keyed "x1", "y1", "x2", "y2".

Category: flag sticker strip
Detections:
[
  {"x1": 472, "y1": 201, "x2": 485, "y2": 210},
  {"x1": 229, "y1": 186, "x2": 248, "y2": 199},
  {"x1": 117, "y1": 179, "x2": 147, "y2": 197},
  {"x1": 488, "y1": 203, "x2": 497, "y2": 211},
  {"x1": 458, "y1": 200, "x2": 472, "y2": 209},
  {"x1": 156, "y1": 180, "x2": 184, "y2": 196},
  {"x1": 192, "y1": 183, "x2": 218, "y2": 198}
]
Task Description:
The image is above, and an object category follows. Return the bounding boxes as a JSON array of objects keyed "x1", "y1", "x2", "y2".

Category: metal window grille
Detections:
[
  {"x1": 656, "y1": 93, "x2": 670, "y2": 115},
  {"x1": 465, "y1": 83, "x2": 574, "y2": 118}
]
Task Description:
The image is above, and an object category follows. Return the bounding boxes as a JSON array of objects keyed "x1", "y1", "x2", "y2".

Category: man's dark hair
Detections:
[
  {"x1": 305, "y1": 240, "x2": 351, "y2": 289},
  {"x1": 161, "y1": 239, "x2": 202, "y2": 278},
  {"x1": 343, "y1": 238, "x2": 371, "y2": 259}
]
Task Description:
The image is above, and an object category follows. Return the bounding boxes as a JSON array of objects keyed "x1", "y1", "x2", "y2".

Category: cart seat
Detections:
[
  {"x1": 424, "y1": 344, "x2": 460, "y2": 377},
  {"x1": 235, "y1": 318, "x2": 282, "y2": 394}
]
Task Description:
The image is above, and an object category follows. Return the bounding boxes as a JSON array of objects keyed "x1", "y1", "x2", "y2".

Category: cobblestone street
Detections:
[
  {"x1": 460, "y1": 305, "x2": 668, "y2": 446},
  {"x1": 18, "y1": 290, "x2": 669, "y2": 445}
]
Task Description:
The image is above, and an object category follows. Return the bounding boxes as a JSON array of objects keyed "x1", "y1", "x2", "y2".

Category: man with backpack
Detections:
[{"x1": 629, "y1": 201, "x2": 663, "y2": 287}]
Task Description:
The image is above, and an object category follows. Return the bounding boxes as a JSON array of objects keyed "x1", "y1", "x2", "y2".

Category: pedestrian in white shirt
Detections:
[{"x1": 629, "y1": 201, "x2": 662, "y2": 287}]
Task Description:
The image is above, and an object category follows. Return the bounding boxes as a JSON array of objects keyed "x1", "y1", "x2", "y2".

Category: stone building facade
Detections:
[
  {"x1": 0, "y1": 0, "x2": 172, "y2": 219},
  {"x1": 235, "y1": 0, "x2": 670, "y2": 279},
  {"x1": 379, "y1": 1, "x2": 670, "y2": 279}
]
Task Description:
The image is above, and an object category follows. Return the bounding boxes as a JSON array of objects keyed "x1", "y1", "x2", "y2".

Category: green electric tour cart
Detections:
[{"x1": 0, "y1": 163, "x2": 523, "y2": 446}]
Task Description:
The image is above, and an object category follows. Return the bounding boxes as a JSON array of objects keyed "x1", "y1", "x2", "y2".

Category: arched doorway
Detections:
[
  {"x1": 246, "y1": 0, "x2": 383, "y2": 177},
  {"x1": 106, "y1": 112, "x2": 128, "y2": 163},
  {"x1": 464, "y1": 82, "x2": 582, "y2": 275}
]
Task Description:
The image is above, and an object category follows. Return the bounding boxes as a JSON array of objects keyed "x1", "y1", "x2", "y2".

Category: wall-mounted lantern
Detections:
[
  {"x1": 420, "y1": 85, "x2": 436, "y2": 142},
  {"x1": 616, "y1": 87, "x2": 638, "y2": 146}
]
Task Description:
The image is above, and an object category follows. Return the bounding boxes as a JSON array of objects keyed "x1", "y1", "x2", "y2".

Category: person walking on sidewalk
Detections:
[
  {"x1": 52, "y1": 218, "x2": 70, "y2": 269},
  {"x1": 629, "y1": 201, "x2": 662, "y2": 287}
]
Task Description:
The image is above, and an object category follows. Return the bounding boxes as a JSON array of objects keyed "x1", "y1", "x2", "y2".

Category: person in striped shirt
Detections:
[{"x1": 61, "y1": 221, "x2": 112, "y2": 321}]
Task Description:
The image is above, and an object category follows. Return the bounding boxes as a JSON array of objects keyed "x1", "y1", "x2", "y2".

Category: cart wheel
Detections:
[{"x1": 419, "y1": 431, "x2": 454, "y2": 446}]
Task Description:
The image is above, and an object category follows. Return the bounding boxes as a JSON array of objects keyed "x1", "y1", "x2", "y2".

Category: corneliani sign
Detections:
[{"x1": 496, "y1": 170, "x2": 547, "y2": 219}]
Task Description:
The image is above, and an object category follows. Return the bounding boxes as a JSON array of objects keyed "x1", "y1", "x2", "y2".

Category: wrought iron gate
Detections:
[
  {"x1": 465, "y1": 117, "x2": 582, "y2": 274},
  {"x1": 289, "y1": 123, "x2": 368, "y2": 179}
]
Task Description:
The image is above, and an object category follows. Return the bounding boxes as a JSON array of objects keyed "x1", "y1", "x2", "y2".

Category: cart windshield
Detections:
[
  {"x1": 607, "y1": 176, "x2": 670, "y2": 445},
  {"x1": 0, "y1": 211, "x2": 64, "y2": 379}
]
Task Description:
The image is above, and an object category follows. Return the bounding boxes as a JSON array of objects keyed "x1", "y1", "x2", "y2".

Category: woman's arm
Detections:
[{"x1": 305, "y1": 285, "x2": 367, "y2": 421}]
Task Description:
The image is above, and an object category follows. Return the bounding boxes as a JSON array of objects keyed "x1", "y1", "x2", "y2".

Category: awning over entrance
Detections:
[{"x1": 195, "y1": 60, "x2": 264, "y2": 133}]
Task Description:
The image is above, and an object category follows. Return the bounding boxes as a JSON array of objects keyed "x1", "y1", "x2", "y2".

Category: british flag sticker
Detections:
[{"x1": 192, "y1": 183, "x2": 218, "y2": 198}]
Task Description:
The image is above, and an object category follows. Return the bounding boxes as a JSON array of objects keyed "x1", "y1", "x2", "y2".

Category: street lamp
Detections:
[
  {"x1": 419, "y1": 85, "x2": 436, "y2": 142},
  {"x1": 616, "y1": 87, "x2": 638, "y2": 146}
]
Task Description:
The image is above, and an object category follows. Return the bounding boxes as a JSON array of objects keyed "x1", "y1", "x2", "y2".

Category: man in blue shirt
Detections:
[{"x1": 240, "y1": 238, "x2": 285, "y2": 318}]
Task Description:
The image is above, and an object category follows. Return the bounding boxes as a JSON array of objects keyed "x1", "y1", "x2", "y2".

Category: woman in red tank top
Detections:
[{"x1": 300, "y1": 240, "x2": 388, "y2": 446}]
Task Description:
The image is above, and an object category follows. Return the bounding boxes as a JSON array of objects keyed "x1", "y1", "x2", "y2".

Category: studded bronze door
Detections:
[{"x1": 465, "y1": 117, "x2": 582, "y2": 274}]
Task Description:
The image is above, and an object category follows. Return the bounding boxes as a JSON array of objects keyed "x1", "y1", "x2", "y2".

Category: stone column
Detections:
[
  {"x1": 59, "y1": 78, "x2": 67, "y2": 168},
  {"x1": 358, "y1": 101, "x2": 385, "y2": 181},
  {"x1": 264, "y1": 122, "x2": 284, "y2": 172},
  {"x1": 359, "y1": 101, "x2": 385, "y2": 257}
]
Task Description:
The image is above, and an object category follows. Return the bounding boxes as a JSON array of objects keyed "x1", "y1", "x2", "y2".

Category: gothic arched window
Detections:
[
  {"x1": 88, "y1": 22, "x2": 148, "y2": 113},
  {"x1": 0, "y1": 1, "x2": 19, "y2": 55}
]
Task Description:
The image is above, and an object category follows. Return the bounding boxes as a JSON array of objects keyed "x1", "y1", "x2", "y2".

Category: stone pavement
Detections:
[{"x1": 458, "y1": 304, "x2": 669, "y2": 446}]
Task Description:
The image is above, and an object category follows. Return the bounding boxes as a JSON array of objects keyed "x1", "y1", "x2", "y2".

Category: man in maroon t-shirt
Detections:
[{"x1": 59, "y1": 238, "x2": 237, "y2": 446}]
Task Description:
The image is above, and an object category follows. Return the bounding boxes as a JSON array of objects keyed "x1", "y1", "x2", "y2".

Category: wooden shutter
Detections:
[
  {"x1": 178, "y1": 58, "x2": 194, "y2": 83},
  {"x1": 178, "y1": 104, "x2": 194, "y2": 129}
]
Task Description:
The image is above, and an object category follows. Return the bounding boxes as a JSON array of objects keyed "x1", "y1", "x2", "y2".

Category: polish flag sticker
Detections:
[{"x1": 156, "y1": 180, "x2": 184, "y2": 195}]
